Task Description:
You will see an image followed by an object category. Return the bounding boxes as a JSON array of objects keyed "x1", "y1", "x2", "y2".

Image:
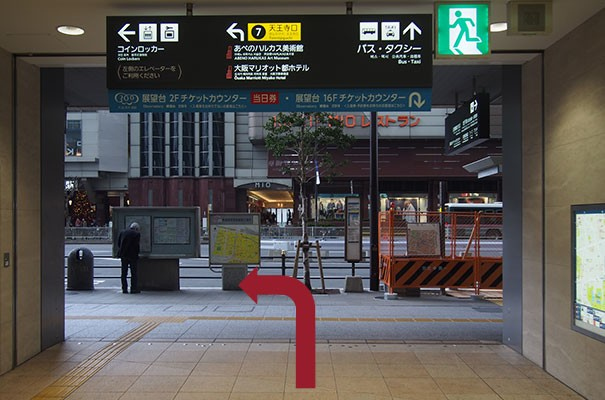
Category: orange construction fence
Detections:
[{"x1": 378, "y1": 209, "x2": 503, "y2": 295}]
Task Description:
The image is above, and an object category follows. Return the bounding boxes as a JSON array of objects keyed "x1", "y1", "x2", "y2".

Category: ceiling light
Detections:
[
  {"x1": 490, "y1": 22, "x2": 508, "y2": 33},
  {"x1": 57, "y1": 25, "x2": 85, "y2": 36}
]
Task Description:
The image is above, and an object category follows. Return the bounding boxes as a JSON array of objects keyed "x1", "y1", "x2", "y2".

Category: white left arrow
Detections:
[
  {"x1": 227, "y1": 22, "x2": 245, "y2": 41},
  {"x1": 118, "y1": 23, "x2": 136, "y2": 42},
  {"x1": 403, "y1": 22, "x2": 422, "y2": 41}
]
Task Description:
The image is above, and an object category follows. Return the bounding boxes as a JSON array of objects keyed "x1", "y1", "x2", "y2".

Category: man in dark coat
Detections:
[{"x1": 117, "y1": 222, "x2": 141, "y2": 294}]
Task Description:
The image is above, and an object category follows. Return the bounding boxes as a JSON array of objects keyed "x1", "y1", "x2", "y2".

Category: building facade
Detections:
[
  {"x1": 65, "y1": 107, "x2": 503, "y2": 226},
  {"x1": 64, "y1": 110, "x2": 129, "y2": 226},
  {"x1": 125, "y1": 109, "x2": 503, "y2": 224}
]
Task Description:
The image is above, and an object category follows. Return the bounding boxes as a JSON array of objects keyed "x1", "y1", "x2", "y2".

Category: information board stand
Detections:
[
  {"x1": 222, "y1": 265, "x2": 248, "y2": 291},
  {"x1": 138, "y1": 258, "x2": 180, "y2": 291}
]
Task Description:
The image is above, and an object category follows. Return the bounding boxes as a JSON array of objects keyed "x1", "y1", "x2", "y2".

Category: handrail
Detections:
[
  {"x1": 64, "y1": 254, "x2": 371, "y2": 282},
  {"x1": 378, "y1": 210, "x2": 503, "y2": 259},
  {"x1": 65, "y1": 226, "x2": 352, "y2": 242}
]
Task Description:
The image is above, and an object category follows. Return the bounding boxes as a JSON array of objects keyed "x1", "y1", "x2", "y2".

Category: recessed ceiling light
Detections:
[
  {"x1": 57, "y1": 25, "x2": 85, "y2": 36},
  {"x1": 490, "y1": 22, "x2": 508, "y2": 33}
]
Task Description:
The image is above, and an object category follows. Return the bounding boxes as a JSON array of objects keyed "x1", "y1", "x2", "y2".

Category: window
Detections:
[
  {"x1": 151, "y1": 113, "x2": 165, "y2": 176},
  {"x1": 200, "y1": 112, "x2": 225, "y2": 176},
  {"x1": 182, "y1": 113, "x2": 195, "y2": 176},
  {"x1": 65, "y1": 119, "x2": 82, "y2": 157},
  {"x1": 137, "y1": 112, "x2": 225, "y2": 178},
  {"x1": 170, "y1": 113, "x2": 179, "y2": 176}
]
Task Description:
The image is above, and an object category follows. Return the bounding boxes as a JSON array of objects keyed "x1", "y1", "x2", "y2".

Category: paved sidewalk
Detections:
[{"x1": 66, "y1": 287, "x2": 503, "y2": 343}]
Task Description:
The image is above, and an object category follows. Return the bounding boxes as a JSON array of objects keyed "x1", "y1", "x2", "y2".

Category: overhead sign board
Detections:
[
  {"x1": 107, "y1": 15, "x2": 432, "y2": 89},
  {"x1": 444, "y1": 92, "x2": 490, "y2": 155},
  {"x1": 435, "y1": 2, "x2": 490, "y2": 57},
  {"x1": 108, "y1": 87, "x2": 432, "y2": 112},
  {"x1": 107, "y1": 15, "x2": 432, "y2": 112}
]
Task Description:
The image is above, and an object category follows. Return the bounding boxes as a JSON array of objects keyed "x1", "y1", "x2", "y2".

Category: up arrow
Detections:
[
  {"x1": 226, "y1": 22, "x2": 245, "y2": 41},
  {"x1": 403, "y1": 22, "x2": 422, "y2": 41},
  {"x1": 118, "y1": 23, "x2": 136, "y2": 42}
]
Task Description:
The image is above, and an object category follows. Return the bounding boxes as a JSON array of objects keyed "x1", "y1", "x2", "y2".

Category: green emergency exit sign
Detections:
[{"x1": 435, "y1": 2, "x2": 490, "y2": 57}]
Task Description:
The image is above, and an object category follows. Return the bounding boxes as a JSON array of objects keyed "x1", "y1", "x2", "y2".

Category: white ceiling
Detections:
[{"x1": 2, "y1": 0, "x2": 604, "y2": 67}]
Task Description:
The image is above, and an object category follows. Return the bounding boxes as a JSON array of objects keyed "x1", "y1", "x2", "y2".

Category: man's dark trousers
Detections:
[{"x1": 121, "y1": 257, "x2": 139, "y2": 293}]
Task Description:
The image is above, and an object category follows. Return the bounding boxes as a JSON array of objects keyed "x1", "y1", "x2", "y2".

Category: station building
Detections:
[{"x1": 1, "y1": 2, "x2": 605, "y2": 399}]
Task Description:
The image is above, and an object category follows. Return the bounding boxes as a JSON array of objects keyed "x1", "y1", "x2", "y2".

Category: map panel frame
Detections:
[
  {"x1": 209, "y1": 213, "x2": 261, "y2": 265},
  {"x1": 571, "y1": 203, "x2": 605, "y2": 343},
  {"x1": 406, "y1": 223, "x2": 442, "y2": 256}
]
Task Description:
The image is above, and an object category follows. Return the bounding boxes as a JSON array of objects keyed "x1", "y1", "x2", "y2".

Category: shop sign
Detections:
[{"x1": 237, "y1": 182, "x2": 291, "y2": 190}]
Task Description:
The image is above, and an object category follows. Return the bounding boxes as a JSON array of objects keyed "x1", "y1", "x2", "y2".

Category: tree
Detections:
[
  {"x1": 264, "y1": 112, "x2": 355, "y2": 289},
  {"x1": 69, "y1": 190, "x2": 96, "y2": 226}
]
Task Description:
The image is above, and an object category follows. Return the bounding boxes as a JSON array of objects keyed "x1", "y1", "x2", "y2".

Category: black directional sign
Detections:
[
  {"x1": 106, "y1": 15, "x2": 432, "y2": 90},
  {"x1": 444, "y1": 92, "x2": 490, "y2": 155}
]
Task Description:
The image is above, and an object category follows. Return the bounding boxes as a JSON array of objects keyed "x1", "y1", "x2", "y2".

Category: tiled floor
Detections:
[
  {"x1": 0, "y1": 339, "x2": 584, "y2": 399},
  {"x1": 0, "y1": 289, "x2": 585, "y2": 399}
]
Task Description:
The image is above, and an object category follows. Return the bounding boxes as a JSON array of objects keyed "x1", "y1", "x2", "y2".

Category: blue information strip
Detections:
[{"x1": 108, "y1": 88, "x2": 431, "y2": 113}]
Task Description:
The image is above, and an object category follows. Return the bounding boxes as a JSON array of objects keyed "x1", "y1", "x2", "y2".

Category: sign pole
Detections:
[{"x1": 369, "y1": 111, "x2": 379, "y2": 291}]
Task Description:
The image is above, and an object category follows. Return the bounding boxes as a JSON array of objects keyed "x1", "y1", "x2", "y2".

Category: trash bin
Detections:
[{"x1": 67, "y1": 248, "x2": 94, "y2": 290}]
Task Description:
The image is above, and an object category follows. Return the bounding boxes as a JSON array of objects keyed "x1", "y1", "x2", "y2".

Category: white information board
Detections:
[
  {"x1": 345, "y1": 197, "x2": 363, "y2": 262},
  {"x1": 572, "y1": 204, "x2": 605, "y2": 342}
]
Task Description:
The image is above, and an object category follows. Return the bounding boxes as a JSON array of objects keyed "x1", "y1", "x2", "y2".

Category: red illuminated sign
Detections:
[
  {"x1": 251, "y1": 92, "x2": 280, "y2": 104},
  {"x1": 270, "y1": 113, "x2": 422, "y2": 129}
]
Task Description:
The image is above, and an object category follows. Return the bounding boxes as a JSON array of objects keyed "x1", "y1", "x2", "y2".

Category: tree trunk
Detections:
[{"x1": 299, "y1": 184, "x2": 312, "y2": 290}]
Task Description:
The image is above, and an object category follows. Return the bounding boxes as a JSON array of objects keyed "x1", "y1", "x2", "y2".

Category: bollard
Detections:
[
  {"x1": 67, "y1": 247, "x2": 94, "y2": 290},
  {"x1": 281, "y1": 250, "x2": 287, "y2": 276}
]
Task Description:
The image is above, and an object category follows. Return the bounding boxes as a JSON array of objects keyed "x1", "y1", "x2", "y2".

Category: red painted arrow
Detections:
[{"x1": 239, "y1": 268, "x2": 316, "y2": 388}]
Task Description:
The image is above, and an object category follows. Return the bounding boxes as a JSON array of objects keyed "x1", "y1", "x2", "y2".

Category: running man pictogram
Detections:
[
  {"x1": 451, "y1": 10, "x2": 481, "y2": 54},
  {"x1": 436, "y1": 3, "x2": 489, "y2": 57}
]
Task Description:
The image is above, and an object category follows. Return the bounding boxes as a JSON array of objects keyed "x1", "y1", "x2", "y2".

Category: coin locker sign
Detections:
[{"x1": 106, "y1": 15, "x2": 432, "y2": 90}]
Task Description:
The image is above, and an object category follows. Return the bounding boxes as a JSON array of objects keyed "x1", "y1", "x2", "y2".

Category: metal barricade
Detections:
[{"x1": 379, "y1": 209, "x2": 503, "y2": 294}]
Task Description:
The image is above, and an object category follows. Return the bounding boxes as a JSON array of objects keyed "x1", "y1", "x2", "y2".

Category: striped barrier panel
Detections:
[
  {"x1": 479, "y1": 259, "x2": 503, "y2": 289},
  {"x1": 380, "y1": 257, "x2": 502, "y2": 291}
]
